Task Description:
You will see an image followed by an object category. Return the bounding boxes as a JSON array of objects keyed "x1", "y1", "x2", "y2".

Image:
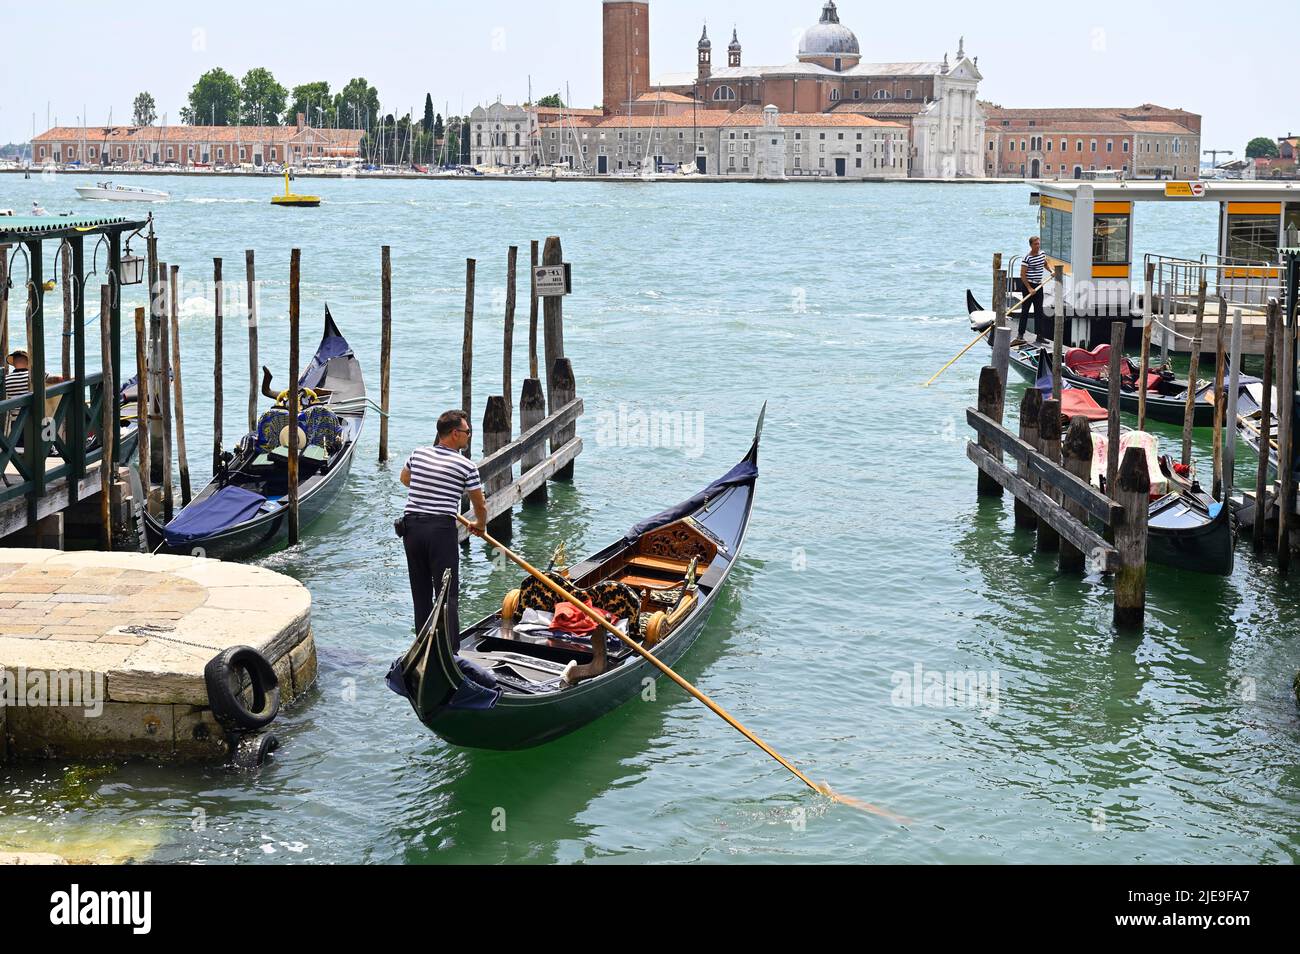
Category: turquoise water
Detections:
[{"x1": 1, "y1": 173, "x2": 1297, "y2": 864}]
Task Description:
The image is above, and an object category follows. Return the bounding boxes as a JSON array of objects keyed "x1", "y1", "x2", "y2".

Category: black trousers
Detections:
[
  {"x1": 1015, "y1": 277, "x2": 1046, "y2": 338},
  {"x1": 403, "y1": 513, "x2": 461, "y2": 648}
]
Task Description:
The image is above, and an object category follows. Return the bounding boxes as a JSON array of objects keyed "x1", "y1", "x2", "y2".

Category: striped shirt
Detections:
[
  {"x1": 1024, "y1": 252, "x2": 1048, "y2": 285},
  {"x1": 404, "y1": 444, "x2": 482, "y2": 515},
  {"x1": 4, "y1": 369, "x2": 30, "y2": 401}
]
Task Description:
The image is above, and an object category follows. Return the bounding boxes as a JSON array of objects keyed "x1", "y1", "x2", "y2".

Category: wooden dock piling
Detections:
[
  {"x1": 990, "y1": 268, "x2": 1009, "y2": 390},
  {"x1": 1036, "y1": 398, "x2": 1062, "y2": 552},
  {"x1": 483, "y1": 395, "x2": 512, "y2": 539},
  {"x1": 1137, "y1": 306, "x2": 1153, "y2": 431},
  {"x1": 977, "y1": 366, "x2": 1006, "y2": 499},
  {"x1": 287, "y1": 249, "x2": 301, "y2": 546},
  {"x1": 1211, "y1": 300, "x2": 1227, "y2": 499},
  {"x1": 60, "y1": 243, "x2": 72, "y2": 378},
  {"x1": 134, "y1": 306, "x2": 150, "y2": 503},
  {"x1": 213, "y1": 257, "x2": 224, "y2": 475},
  {"x1": 551, "y1": 357, "x2": 577, "y2": 481},
  {"x1": 1052, "y1": 265, "x2": 1065, "y2": 398},
  {"x1": 519, "y1": 378, "x2": 547, "y2": 504},
  {"x1": 245, "y1": 249, "x2": 258, "y2": 432},
  {"x1": 1181, "y1": 280, "x2": 1207, "y2": 467},
  {"x1": 504, "y1": 245, "x2": 516, "y2": 429},
  {"x1": 99, "y1": 284, "x2": 114, "y2": 551},
  {"x1": 542, "y1": 236, "x2": 565, "y2": 412},
  {"x1": 379, "y1": 245, "x2": 392, "y2": 463},
  {"x1": 1059, "y1": 416, "x2": 1093, "y2": 572},
  {"x1": 1013, "y1": 388, "x2": 1040, "y2": 525},
  {"x1": 158, "y1": 259, "x2": 174, "y2": 523},
  {"x1": 1113, "y1": 446, "x2": 1150, "y2": 630},
  {"x1": 529, "y1": 240, "x2": 540, "y2": 380},
  {"x1": 1223, "y1": 309, "x2": 1243, "y2": 501},
  {"x1": 1107, "y1": 321, "x2": 1123, "y2": 496},
  {"x1": 169, "y1": 265, "x2": 191, "y2": 506},
  {"x1": 1253, "y1": 300, "x2": 1277, "y2": 553},
  {"x1": 462, "y1": 258, "x2": 475, "y2": 458},
  {"x1": 1277, "y1": 307, "x2": 1295, "y2": 570}
]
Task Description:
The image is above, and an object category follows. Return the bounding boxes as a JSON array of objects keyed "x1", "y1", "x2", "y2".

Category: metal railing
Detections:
[
  {"x1": 1143, "y1": 253, "x2": 1277, "y2": 314},
  {"x1": 0, "y1": 374, "x2": 110, "y2": 506}
]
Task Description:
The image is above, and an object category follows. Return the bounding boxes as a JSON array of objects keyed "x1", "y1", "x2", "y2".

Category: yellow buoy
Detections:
[{"x1": 271, "y1": 169, "x2": 320, "y2": 208}]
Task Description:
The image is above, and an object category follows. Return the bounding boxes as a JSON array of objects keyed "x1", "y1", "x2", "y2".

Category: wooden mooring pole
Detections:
[
  {"x1": 1052, "y1": 265, "x2": 1065, "y2": 399},
  {"x1": 462, "y1": 257, "x2": 475, "y2": 458},
  {"x1": 542, "y1": 236, "x2": 565, "y2": 412},
  {"x1": 483, "y1": 395, "x2": 512, "y2": 539},
  {"x1": 1036, "y1": 398, "x2": 1062, "y2": 552},
  {"x1": 1253, "y1": 300, "x2": 1277, "y2": 554},
  {"x1": 1277, "y1": 306, "x2": 1295, "y2": 571},
  {"x1": 528, "y1": 240, "x2": 539, "y2": 379},
  {"x1": 990, "y1": 268, "x2": 1009, "y2": 390},
  {"x1": 134, "y1": 306, "x2": 150, "y2": 504},
  {"x1": 1181, "y1": 280, "x2": 1207, "y2": 467},
  {"x1": 504, "y1": 245, "x2": 517, "y2": 431},
  {"x1": 1059, "y1": 416, "x2": 1093, "y2": 572},
  {"x1": 61, "y1": 242, "x2": 72, "y2": 379},
  {"x1": 287, "y1": 249, "x2": 301, "y2": 546},
  {"x1": 99, "y1": 284, "x2": 114, "y2": 551},
  {"x1": 246, "y1": 249, "x2": 258, "y2": 432},
  {"x1": 1137, "y1": 306, "x2": 1153, "y2": 431},
  {"x1": 1107, "y1": 321, "x2": 1123, "y2": 496},
  {"x1": 1223, "y1": 308, "x2": 1243, "y2": 502},
  {"x1": 1013, "y1": 388, "x2": 1041, "y2": 525},
  {"x1": 1211, "y1": 299, "x2": 1227, "y2": 499},
  {"x1": 213, "y1": 257, "x2": 224, "y2": 475},
  {"x1": 153, "y1": 259, "x2": 172, "y2": 522},
  {"x1": 379, "y1": 245, "x2": 392, "y2": 463},
  {"x1": 519, "y1": 377, "x2": 547, "y2": 504},
  {"x1": 976, "y1": 366, "x2": 1005, "y2": 499},
  {"x1": 170, "y1": 265, "x2": 191, "y2": 506},
  {"x1": 551, "y1": 357, "x2": 577, "y2": 481},
  {"x1": 1113, "y1": 446, "x2": 1150, "y2": 631}
]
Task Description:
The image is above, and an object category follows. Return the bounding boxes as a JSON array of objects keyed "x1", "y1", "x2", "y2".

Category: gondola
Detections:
[
  {"x1": 387, "y1": 407, "x2": 763, "y2": 751},
  {"x1": 1005, "y1": 340, "x2": 1256, "y2": 428},
  {"x1": 1025, "y1": 367, "x2": 1235, "y2": 575},
  {"x1": 142, "y1": 307, "x2": 364, "y2": 558}
]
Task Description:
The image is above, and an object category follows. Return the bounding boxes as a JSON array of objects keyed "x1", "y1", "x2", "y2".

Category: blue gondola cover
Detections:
[
  {"x1": 161, "y1": 485, "x2": 268, "y2": 547},
  {"x1": 624, "y1": 458, "x2": 758, "y2": 541}
]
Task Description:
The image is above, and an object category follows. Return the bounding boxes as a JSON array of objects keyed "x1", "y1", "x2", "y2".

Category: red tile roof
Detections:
[{"x1": 34, "y1": 124, "x2": 363, "y2": 146}]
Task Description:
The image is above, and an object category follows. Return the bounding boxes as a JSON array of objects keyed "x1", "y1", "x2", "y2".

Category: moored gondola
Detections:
[
  {"x1": 142, "y1": 306, "x2": 364, "y2": 558},
  {"x1": 387, "y1": 407, "x2": 763, "y2": 751}
]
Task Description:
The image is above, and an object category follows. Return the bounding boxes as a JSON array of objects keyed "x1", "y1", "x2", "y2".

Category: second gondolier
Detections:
[{"x1": 399, "y1": 409, "x2": 488, "y2": 644}]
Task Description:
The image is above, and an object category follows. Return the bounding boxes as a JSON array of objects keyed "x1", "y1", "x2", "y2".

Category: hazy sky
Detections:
[{"x1": 0, "y1": 0, "x2": 1291, "y2": 155}]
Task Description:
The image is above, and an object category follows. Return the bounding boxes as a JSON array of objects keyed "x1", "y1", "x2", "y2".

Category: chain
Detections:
[{"x1": 117, "y1": 623, "x2": 222, "y2": 653}]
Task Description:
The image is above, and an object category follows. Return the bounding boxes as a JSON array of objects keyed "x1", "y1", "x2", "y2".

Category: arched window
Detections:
[{"x1": 712, "y1": 85, "x2": 736, "y2": 102}]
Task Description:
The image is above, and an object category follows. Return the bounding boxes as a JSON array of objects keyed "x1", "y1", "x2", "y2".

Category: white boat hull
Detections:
[{"x1": 75, "y1": 185, "x2": 168, "y2": 202}]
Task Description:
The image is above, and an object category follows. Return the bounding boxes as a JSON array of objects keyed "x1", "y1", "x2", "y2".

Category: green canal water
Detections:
[{"x1": 0, "y1": 174, "x2": 1297, "y2": 864}]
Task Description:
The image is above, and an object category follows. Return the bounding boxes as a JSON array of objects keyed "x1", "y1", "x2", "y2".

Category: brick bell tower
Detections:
[{"x1": 603, "y1": 1, "x2": 650, "y2": 116}]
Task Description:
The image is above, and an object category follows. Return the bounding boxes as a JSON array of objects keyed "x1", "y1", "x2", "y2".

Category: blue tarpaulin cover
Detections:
[
  {"x1": 162, "y1": 485, "x2": 267, "y2": 546},
  {"x1": 624, "y1": 458, "x2": 758, "y2": 541}
]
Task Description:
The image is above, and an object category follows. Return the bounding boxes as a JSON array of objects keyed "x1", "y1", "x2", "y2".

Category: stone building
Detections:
[
  {"x1": 601, "y1": 1, "x2": 985, "y2": 178},
  {"x1": 538, "y1": 104, "x2": 908, "y2": 179},
  {"x1": 983, "y1": 105, "x2": 1202, "y2": 179},
  {"x1": 32, "y1": 115, "x2": 361, "y2": 168},
  {"x1": 468, "y1": 101, "x2": 540, "y2": 168}
]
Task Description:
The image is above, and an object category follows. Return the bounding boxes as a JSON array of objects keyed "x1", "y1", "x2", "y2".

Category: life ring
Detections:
[
  {"x1": 501, "y1": 588, "x2": 521, "y2": 621},
  {"x1": 203, "y1": 645, "x2": 280, "y2": 732}
]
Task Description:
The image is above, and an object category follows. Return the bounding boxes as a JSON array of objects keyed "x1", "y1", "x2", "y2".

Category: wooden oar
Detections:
[
  {"x1": 924, "y1": 278, "x2": 1050, "y2": 387},
  {"x1": 457, "y1": 514, "x2": 908, "y2": 822}
]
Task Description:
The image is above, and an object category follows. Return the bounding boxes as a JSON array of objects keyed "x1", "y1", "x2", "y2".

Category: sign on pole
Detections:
[
  {"x1": 534, "y1": 264, "x2": 571, "y2": 298},
  {"x1": 1164, "y1": 181, "x2": 1206, "y2": 198}
]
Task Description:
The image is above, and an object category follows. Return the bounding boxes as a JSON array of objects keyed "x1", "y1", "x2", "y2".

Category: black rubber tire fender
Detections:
[
  {"x1": 204, "y1": 646, "x2": 280, "y2": 732},
  {"x1": 231, "y1": 731, "x2": 280, "y2": 769}
]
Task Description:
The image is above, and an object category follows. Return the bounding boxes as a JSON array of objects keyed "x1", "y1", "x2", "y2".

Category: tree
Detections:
[
  {"x1": 460, "y1": 120, "x2": 471, "y2": 164},
  {"x1": 335, "y1": 77, "x2": 381, "y2": 131},
  {"x1": 433, "y1": 113, "x2": 444, "y2": 142},
  {"x1": 182, "y1": 68, "x2": 240, "y2": 125},
  {"x1": 132, "y1": 92, "x2": 157, "y2": 127},
  {"x1": 422, "y1": 94, "x2": 434, "y2": 134},
  {"x1": 536, "y1": 93, "x2": 564, "y2": 108},
  {"x1": 290, "y1": 82, "x2": 334, "y2": 127},
  {"x1": 240, "y1": 67, "x2": 287, "y2": 126},
  {"x1": 1246, "y1": 136, "x2": 1279, "y2": 160}
]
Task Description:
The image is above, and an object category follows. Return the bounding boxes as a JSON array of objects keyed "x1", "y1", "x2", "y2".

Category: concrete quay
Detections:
[{"x1": 0, "y1": 549, "x2": 315, "y2": 760}]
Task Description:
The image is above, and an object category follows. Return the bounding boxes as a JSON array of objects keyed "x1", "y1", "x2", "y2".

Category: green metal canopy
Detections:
[{"x1": 0, "y1": 214, "x2": 145, "y2": 243}]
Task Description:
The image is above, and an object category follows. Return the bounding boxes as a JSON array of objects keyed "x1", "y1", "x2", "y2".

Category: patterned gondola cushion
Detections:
[
  {"x1": 303, "y1": 405, "x2": 344, "y2": 454},
  {"x1": 255, "y1": 408, "x2": 290, "y2": 450},
  {"x1": 580, "y1": 581, "x2": 642, "y2": 627},
  {"x1": 518, "y1": 571, "x2": 577, "y2": 612}
]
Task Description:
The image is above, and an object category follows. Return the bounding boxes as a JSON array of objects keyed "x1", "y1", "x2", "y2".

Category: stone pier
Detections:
[{"x1": 0, "y1": 549, "x2": 314, "y2": 760}]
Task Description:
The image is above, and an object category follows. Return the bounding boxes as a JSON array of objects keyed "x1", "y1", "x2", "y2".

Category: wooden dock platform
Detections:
[{"x1": 0, "y1": 549, "x2": 314, "y2": 760}]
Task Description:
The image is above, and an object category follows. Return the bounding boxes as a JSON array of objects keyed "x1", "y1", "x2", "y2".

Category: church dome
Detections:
[{"x1": 799, "y1": 1, "x2": 860, "y2": 58}]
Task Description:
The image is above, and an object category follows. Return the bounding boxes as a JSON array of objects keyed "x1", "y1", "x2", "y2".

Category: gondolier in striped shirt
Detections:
[
  {"x1": 1013, "y1": 236, "x2": 1049, "y2": 346},
  {"x1": 399, "y1": 410, "x2": 488, "y2": 645},
  {"x1": 3, "y1": 349, "x2": 31, "y2": 436}
]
